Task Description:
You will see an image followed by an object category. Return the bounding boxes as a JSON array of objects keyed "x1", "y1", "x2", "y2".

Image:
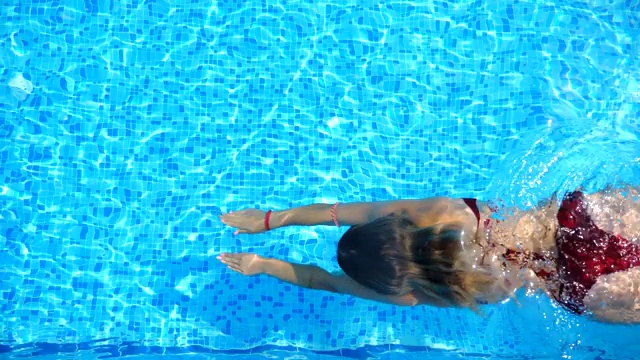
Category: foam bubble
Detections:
[{"x1": 8, "y1": 73, "x2": 33, "y2": 101}]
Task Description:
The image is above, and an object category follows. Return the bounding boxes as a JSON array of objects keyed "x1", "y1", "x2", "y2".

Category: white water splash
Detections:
[{"x1": 8, "y1": 73, "x2": 33, "y2": 101}]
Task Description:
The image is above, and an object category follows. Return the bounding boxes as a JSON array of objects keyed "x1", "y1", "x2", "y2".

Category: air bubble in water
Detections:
[{"x1": 8, "y1": 73, "x2": 33, "y2": 101}]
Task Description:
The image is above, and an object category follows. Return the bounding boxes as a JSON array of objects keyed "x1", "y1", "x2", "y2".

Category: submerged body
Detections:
[
  {"x1": 219, "y1": 186, "x2": 640, "y2": 324},
  {"x1": 469, "y1": 189, "x2": 640, "y2": 322}
]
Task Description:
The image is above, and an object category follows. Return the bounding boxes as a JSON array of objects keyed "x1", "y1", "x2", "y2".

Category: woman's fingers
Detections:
[
  {"x1": 219, "y1": 253, "x2": 245, "y2": 267},
  {"x1": 217, "y1": 253, "x2": 263, "y2": 276},
  {"x1": 218, "y1": 253, "x2": 237, "y2": 264},
  {"x1": 219, "y1": 214, "x2": 235, "y2": 225},
  {"x1": 227, "y1": 264, "x2": 244, "y2": 274},
  {"x1": 219, "y1": 212, "x2": 261, "y2": 234},
  {"x1": 218, "y1": 253, "x2": 247, "y2": 274}
]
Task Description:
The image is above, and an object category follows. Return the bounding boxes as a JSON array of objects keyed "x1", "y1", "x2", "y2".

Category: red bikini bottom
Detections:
[
  {"x1": 463, "y1": 193, "x2": 640, "y2": 314},
  {"x1": 554, "y1": 191, "x2": 640, "y2": 313}
]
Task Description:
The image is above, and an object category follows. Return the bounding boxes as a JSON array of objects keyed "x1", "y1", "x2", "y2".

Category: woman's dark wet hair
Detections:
[{"x1": 337, "y1": 214, "x2": 497, "y2": 308}]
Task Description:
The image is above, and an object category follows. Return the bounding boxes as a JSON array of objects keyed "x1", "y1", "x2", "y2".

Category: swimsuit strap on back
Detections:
[{"x1": 462, "y1": 198, "x2": 480, "y2": 226}]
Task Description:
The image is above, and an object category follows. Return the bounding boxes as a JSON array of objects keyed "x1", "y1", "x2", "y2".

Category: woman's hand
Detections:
[
  {"x1": 217, "y1": 253, "x2": 265, "y2": 276},
  {"x1": 219, "y1": 209, "x2": 269, "y2": 234}
]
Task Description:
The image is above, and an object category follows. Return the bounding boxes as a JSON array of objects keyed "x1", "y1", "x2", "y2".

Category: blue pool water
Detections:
[{"x1": 1, "y1": 0, "x2": 640, "y2": 358}]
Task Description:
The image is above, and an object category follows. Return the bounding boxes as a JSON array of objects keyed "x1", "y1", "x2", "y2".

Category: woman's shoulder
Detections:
[{"x1": 410, "y1": 197, "x2": 480, "y2": 232}]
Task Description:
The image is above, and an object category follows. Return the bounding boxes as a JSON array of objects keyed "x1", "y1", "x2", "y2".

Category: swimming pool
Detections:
[{"x1": 1, "y1": 0, "x2": 639, "y2": 358}]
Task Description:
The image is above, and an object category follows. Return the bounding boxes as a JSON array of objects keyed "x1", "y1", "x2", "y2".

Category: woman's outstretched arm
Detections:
[
  {"x1": 217, "y1": 252, "x2": 333, "y2": 290},
  {"x1": 270, "y1": 202, "x2": 385, "y2": 228},
  {"x1": 220, "y1": 197, "x2": 448, "y2": 234},
  {"x1": 217, "y1": 253, "x2": 427, "y2": 306}
]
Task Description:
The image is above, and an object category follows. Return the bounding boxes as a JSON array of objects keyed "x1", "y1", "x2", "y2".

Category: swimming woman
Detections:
[{"x1": 218, "y1": 187, "x2": 640, "y2": 324}]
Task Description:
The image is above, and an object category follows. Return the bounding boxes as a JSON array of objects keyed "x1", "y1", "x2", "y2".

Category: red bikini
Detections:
[
  {"x1": 554, "y1": 191, "x2": 640, "y2": 313},
  {"x1": 464, "y1": 193, "x2": 640, "y2": 314}
]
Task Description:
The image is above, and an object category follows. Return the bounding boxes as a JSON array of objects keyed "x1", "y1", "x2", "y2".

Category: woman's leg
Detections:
[
  {"x1": 584, "y1": 268, "x2": 640, "y2": 324},
  {"x1": 583, "y1": 186, "x2": 640, "y2": 244}
]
